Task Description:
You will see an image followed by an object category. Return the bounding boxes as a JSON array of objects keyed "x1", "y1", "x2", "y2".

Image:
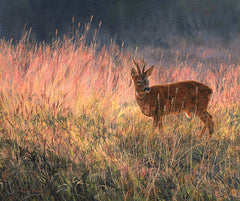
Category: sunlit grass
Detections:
[{"x1": 0, "y1": 24, "x2": 239, "y2": 200}]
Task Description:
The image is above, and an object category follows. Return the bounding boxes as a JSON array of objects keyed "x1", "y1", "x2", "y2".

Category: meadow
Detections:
[{"x1": 0, "y1": 25, "x2": 239, "y2": 200}]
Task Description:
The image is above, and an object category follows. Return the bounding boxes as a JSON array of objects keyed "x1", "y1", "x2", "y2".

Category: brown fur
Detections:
[{"x1": 131, "y1": 58, "x2": 214, "y2": 137}]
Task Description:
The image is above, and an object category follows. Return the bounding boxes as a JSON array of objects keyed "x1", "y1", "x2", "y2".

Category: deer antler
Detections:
[
  {"x1": 141, "y1": 58, "x2": 146, "y2": 73},
  {"x1": 132, "y1": 56, "x2": 141, "y2": 74}
]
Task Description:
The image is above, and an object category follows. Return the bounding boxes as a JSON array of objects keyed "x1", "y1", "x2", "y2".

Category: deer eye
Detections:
[{"x1": 137, "y1": 81, "x2": 142, "y2": 85}]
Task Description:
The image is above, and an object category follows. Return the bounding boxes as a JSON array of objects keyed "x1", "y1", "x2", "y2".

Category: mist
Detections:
[{"x1": 1, "y1": 0, "x2": 240, "y2": 48}]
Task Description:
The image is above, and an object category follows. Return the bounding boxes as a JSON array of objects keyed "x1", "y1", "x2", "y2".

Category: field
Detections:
[{"x1": 0, "y1": 26, "x2": 239, "y2": 200}]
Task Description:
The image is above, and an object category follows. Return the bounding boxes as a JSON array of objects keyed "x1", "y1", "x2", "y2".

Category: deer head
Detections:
[{"x1": 131, "y1": 57, "x2": 154, "y2": 94}]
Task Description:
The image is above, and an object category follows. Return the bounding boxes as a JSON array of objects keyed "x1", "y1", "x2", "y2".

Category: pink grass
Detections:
[{"x1": 0, "y1": 28, "x2": 239, "y2": 119}]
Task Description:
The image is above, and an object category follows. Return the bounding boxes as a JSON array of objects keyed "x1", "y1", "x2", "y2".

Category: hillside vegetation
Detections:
[{"x1": 0, "y1": 26, "x2": 239, "y2": 200}]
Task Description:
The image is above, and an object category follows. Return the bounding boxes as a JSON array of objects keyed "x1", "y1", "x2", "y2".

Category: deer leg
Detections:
[
  {"x1": 207, "y1": 112, "x2": 214, "y2": 135},
  {"x1": 197, "y1": 111, "x2": 214, "y2": 138},
  {"x1": 199, "y1": 125, "x2": 207, "y2": 138},
  {"x1": 153, "y1": 117, "x2": 158, "y2": 128},
  {"x1": 159, "y1": 116, "x2": 165, "y2": 134},
  {"x1": 152, "y1": 117, "x2": 158, "y2": 133},
  {"x1": 153, "y1": 116, "x2": 164, "y2": 135}
]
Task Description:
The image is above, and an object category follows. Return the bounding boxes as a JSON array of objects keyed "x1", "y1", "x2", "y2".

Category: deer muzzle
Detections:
[{"x1": 144, "y1": 87, "x2": 151, "y2": 93}]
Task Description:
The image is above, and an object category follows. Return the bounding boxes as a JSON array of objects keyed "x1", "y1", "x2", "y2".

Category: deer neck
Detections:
[{"x1": 135, "y1": 91, "x2": 147, "y2": 102}]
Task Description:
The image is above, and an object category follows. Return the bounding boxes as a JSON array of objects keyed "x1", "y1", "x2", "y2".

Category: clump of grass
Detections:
[{"x1": 0, "y1": 23, "x2": 239, "y2": 200}]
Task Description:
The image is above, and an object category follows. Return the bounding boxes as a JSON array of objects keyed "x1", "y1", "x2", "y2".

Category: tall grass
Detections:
[{"x1": 0, "y1": 24, "x2": 239, "y2": 200}]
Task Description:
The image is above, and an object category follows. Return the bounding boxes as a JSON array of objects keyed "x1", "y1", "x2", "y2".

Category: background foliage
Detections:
[{"x1": 1, "y1": 0, "x2": 240, "y2": 46}]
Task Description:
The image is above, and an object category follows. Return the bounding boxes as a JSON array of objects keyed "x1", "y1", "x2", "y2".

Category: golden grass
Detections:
[{"x1": 0, "y1": 25, "x2": 239, "y2": 200}]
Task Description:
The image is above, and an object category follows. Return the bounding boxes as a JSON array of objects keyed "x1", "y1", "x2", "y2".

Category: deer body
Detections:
[{"x1": 131, "y1": 58, "x2": 214, "y2": 137}]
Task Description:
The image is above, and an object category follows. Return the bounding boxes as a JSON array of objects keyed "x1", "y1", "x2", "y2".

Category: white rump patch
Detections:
[{"x1": 185, "y1": 112, "x2": 192, "y2": 119}]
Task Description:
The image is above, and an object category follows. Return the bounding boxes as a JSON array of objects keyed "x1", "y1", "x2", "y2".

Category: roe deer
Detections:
[{"x1": 131, "y1": 58, "x2": 214, "y2": 138}]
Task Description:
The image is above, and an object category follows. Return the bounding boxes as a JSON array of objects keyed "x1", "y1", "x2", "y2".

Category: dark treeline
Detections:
[{"x1": 1, "y1": 0, "x2": 240, "y2": 47}]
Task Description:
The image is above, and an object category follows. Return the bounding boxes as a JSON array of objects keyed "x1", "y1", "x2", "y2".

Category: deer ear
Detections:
[
  {"x1": 145, "y1": 66, "x2": 154, "y2": 77},
  {"x1": 131, "y1": 68, "x2": 138, "y2": 79}
]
